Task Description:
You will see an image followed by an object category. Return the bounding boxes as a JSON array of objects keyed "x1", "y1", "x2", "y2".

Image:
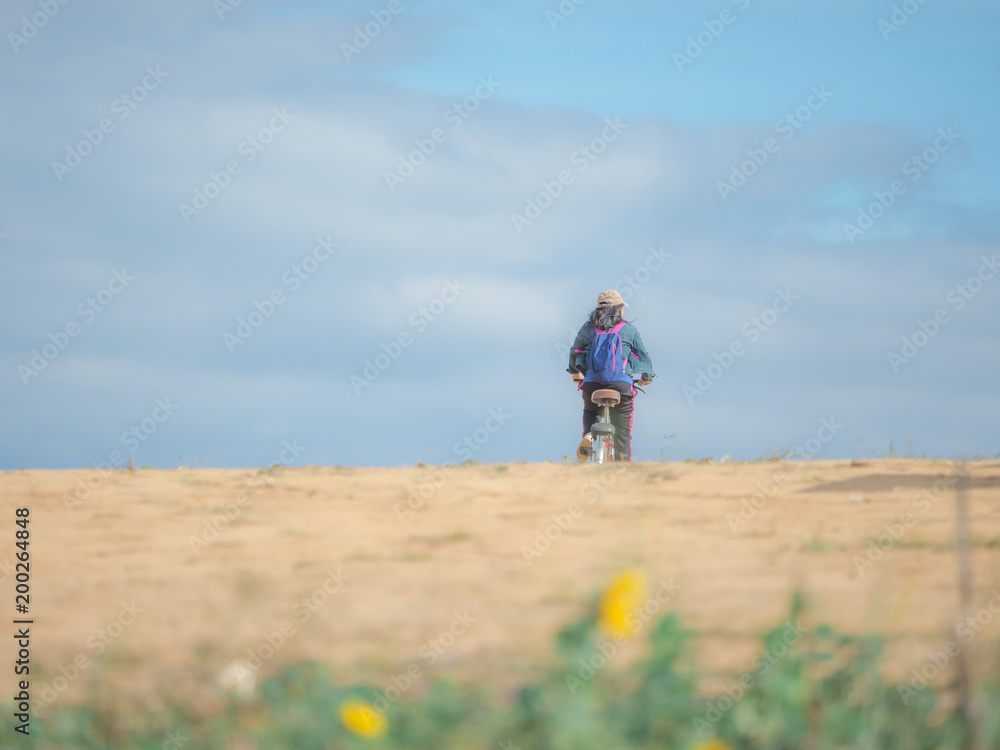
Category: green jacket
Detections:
[{"x1": 567, "y1": 321, "x2": 656, "y2": 381}]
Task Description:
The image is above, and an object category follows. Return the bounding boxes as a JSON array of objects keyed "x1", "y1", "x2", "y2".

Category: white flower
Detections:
[{"x1": 217, "y1": 659, "x2": 256, "y2": 698}]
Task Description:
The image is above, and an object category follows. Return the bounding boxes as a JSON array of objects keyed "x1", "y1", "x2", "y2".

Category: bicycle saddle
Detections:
[{"x1": 591, "y1": 389, "x2": 621, "y2": 405}]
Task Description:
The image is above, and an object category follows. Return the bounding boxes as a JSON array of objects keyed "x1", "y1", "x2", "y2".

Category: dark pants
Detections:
[{"x1": 580, "y1": 381, "x2": 635, "y2": 462}]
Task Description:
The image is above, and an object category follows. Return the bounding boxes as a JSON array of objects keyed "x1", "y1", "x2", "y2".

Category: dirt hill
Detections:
[{"x1": 4, "y1": 459, "x2": 1000, "y2": 710}]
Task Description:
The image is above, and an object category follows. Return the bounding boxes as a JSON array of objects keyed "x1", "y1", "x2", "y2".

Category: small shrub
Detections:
[{"x1": 12, "y1": 583, "x2": 1000, "y2": 749}]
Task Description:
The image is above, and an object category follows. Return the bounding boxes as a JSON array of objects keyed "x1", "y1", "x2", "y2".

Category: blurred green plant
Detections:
[{"x1": 11, "y1": 586, "x2": 1000, "y2": 749}]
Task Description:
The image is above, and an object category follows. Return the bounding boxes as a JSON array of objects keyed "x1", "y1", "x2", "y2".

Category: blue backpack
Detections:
[{"x1": 587, "y1": 321, "x2": 627, "y2": 384}]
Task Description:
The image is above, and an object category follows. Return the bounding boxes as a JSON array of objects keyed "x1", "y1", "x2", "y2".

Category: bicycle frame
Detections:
[
  {"x1": 591, "y1": 403, "x2": 615, "y2": 463},
  {"x1": 577, "y1": 373, "x2": 651, "y2": 464}
]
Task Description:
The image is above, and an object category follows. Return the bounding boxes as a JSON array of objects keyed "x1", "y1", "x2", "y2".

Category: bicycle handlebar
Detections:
[{"x1": 571, "y1": 369, "x2": 654, "y2": 383}]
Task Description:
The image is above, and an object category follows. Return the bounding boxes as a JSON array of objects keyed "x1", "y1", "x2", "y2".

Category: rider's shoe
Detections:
[{"x1": 577, "y1": 434, "x2": 593, "y2": 461}]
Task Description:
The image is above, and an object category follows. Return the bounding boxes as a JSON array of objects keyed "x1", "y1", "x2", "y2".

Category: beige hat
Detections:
[{"x1": 597, "y1": 289, "x2": 628, "y2": 307}]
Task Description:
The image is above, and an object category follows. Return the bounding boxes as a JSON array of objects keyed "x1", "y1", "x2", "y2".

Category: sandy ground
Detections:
[{"x1": 3, "y1": 459, "x2": 1000, "y2": 709}]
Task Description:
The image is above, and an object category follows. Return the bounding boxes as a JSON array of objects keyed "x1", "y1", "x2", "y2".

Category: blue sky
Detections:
[{"x1": 1, "y1": 0, "x2": 998, "y2": 468}]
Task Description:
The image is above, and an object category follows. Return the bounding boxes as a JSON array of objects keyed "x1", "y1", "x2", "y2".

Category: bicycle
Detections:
[{"x1": 578, "y1": 373, "x2": 651, "y2": 464}]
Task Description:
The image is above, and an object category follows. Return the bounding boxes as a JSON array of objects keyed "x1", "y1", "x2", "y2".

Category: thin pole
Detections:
[{"x1": 953, "y1": 468, "x2": 975, "y2": 750}]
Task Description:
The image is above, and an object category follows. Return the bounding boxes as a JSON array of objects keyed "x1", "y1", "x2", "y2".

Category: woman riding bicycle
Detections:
[{"x1": 567, "y1": 289, "x2": 655, "y2": 462}]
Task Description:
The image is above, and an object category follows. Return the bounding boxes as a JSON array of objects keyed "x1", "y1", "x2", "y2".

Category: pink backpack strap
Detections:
[{"x1": 610, "y1": 322, "x2": 626, "y2": 334}]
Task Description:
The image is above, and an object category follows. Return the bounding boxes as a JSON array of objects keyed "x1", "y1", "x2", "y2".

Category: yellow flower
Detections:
[
  {"x1": 692, "y1": 741, "x2": 733, "y2": 750},
  {"x1": 598, "y1": 568, "x2": 646, "y2": 638},
  {"x1": 340, "y1": 700, "x2": 387, "y2": 738}
]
